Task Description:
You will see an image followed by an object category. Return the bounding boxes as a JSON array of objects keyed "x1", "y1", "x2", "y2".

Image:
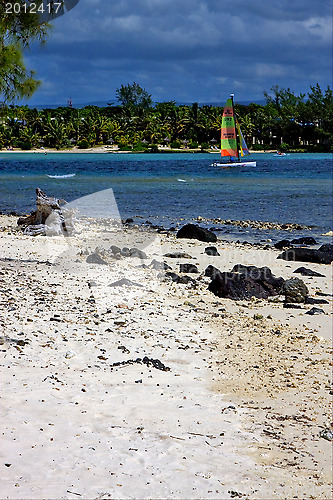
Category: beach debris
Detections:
[
  {"x1": 293, "y1": 266, "x2": 325, "y2": 277},
  {"x1": 108, "y1": 278, "x2": 143, "y2": 288},
  {"x1": 179, "y1": 263, "x2": 199, "y2": 273},
  {"x1": 305, "y1": 307, "x2": 325, "y2": 315},
  {"x1": 176, "y1": 223, "x2": 217, "y2": 243},
  {"x1": 207, "y1": 264, "x2": 284, "y2": 300},
  {"x1": 319, "y1": 428, "x2": 333, "y2": 441},
  {"x1": 204, "y1": 246, "x2": 220, "y2": 256},
  {"x1": 65, "y1": 350, "x2": 76, "y2": 359},
  {"x1": 86, "y1": 253, "x2": 108, "y2": 265},
  {"x1": 110, "y1": 356, "x2": 170, "y2": 372},
  {"x1": 282, "y1": 277, "x2": 308, "y2": 303},
  {"x1": 17, "y1": 188, "x2": 74, "y2": 236},
  {"x1": 164, "y1": 251, "x2": 193, "y2": 258},
  {"x1": 278, "y1": 245, "x2": 333, "y2": 264}
]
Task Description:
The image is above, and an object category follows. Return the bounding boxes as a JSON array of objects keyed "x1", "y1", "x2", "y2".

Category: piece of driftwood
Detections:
[{"x1": 17, "y1": 188, "x2": 74, "y2": 236}]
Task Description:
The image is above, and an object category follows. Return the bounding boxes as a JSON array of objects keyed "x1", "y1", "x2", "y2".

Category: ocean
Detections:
[{"x1": 0, "y1": 152, "x2": 332, "y2": 244}]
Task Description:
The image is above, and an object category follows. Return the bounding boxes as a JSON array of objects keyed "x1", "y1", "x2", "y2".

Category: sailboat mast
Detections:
[{"x1": 230, "y1": 93, "x2": 240, "y2": 160}]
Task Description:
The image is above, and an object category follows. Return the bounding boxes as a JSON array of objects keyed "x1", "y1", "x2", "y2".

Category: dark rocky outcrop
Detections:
[
  {"x1": 204, "y1": 246, "x2": 220, "y2": 256},
  {"x1": 293, "y1": 266, "x2": 325, "y2": 277},
  {"x1": 278, "y1": 247, "x2": 333, "y2": 264},
  {"x1": 290, "y1": 236, "x2": 317, "y2": 245},
  {"x1": 179, "y1": 263, "x2": 199, "y2": 273},
  {"x1": 165, "y1": 272, "x2": 196, "y2": 284},
  {"x1": 164, "y1": 252, "x2": 193, "y2": 259},
  {"x1": 86, "y1": 253, "x2": 107, "y2": 265},
  {"x1": 207, "y1": 264, "x2": 284, "y2": 300},
  {"x1": 274, "y1": 239, "x2": 292, "y2": 250},
  {"x1": 305, "y1": 307, "x2": 325, "y2": 315},
  {"x1": 282, "y1": 277, "x2": 308, "y2": 303},
  {"x1": 204, "y1": 265, "x2": 222, "y2": 279},
  {"x1": 176, "y1": 223, "x2": 217, "y2": 243}
]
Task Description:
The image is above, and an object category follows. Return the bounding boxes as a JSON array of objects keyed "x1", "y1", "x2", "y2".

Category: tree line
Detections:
[{"x1": 0, "y1": 83, "x2": 332, "y2": 152}]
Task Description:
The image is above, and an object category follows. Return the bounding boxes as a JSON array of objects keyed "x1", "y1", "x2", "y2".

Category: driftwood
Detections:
[{"x1": 17, "y1": 188, "x2": 74, "y2": 236}]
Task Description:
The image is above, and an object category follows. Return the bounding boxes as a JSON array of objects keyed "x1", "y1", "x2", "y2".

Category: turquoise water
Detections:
[{"x1": 0, "y1": 152, "x2": 332, "y2": 243}]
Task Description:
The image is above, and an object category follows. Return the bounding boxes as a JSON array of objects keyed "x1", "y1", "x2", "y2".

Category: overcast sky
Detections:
[{"x1": 24, "y1": 0, "x2": 332, "y2": 106}]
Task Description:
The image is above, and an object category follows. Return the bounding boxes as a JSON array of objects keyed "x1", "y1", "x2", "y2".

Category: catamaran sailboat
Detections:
[{"x1": 211, "y1": 94, "x2": 256, "y2": 167}]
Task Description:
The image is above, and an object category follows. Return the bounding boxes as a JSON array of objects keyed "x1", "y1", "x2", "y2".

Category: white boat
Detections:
[{"x1": 211, "y1": 94, "x2": 256, "y2": 168}]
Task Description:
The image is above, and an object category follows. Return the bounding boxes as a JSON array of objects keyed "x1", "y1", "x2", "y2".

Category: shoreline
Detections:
[
  {"x1": 1, "y1": 147, "x2": 289, "y2": 154},
  {"x1": 1, "y1": 214, "x2": 332, "y2": 499}
]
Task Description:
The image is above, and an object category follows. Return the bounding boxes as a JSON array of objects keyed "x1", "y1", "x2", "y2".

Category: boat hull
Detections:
[{"x1": 211, "y1": 161, "x2": 256, "y2": 167}]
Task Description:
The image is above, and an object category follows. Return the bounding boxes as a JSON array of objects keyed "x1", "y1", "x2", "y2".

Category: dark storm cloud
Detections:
[{"x1": 24, "y1": 0, "x2": 332, "y2": 105}]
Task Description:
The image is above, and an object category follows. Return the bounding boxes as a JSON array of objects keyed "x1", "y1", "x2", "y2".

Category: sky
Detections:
[{"x1": 23, "y1": 0, "x2": 333, "y2": 107}]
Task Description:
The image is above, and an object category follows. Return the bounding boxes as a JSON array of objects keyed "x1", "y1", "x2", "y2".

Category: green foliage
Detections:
[
  {"x1": 116, "y1": 82, "x2": 152, "y2": 109},
  {"x1": 0, "y1": 1, "x2": 50, "y2": 102},
  {"x1": 78, "y1": 138, "x2": 90, "y2": 149},
  {"x1": 1, "y1": 83, "x2": 332, "y2": 152}
]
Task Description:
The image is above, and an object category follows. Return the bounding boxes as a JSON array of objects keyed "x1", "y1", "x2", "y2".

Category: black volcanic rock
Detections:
[
  {"x1": 290, "y1": 236, "x2": 317, "y2": 245},
  {"x1": 293, "y1": 266, "x2": 325, "y2": 277},
  {"x1": 205, "y1": 246, "x2": 220, "y2": 256},
  {"x1": 176, "y1": 224, "x2": 217, "y2": 243},
  {"x1": 278, "y1": 247, "x2": 333, "y2": 264},
  {"x1": 207, "y1": 264, "x2": 284, "y2": 300}
]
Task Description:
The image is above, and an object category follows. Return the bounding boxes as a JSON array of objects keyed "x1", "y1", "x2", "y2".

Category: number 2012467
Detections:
[{"x1": 5, "y1": 2, "x2": 62, "y2": 14}]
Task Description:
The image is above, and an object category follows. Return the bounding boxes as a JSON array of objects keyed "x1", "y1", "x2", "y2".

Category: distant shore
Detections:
[{"x1": 0, "y1": 146, "x2": 278, "y2": 154}]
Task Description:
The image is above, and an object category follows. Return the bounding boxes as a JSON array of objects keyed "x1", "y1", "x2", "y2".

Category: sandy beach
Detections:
[{"x1": 0, "y1": 214, "x2": 332, "y2": 499}]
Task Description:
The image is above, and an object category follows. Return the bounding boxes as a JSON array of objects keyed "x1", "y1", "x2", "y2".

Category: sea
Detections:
[{"x1": 0, "y1": 152, "x2": 332, "y2": 245}]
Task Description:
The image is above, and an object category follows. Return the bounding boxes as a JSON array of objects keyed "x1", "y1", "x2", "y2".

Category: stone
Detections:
[
  {"x1": 164, "y1": 252, "x2": 193, "y2": 259},
  {"x1": 149, "y1": 259, "x2": 171, "y2": 270},
  {"x1": 110, "y1": 245, "x2": 121, "y2": 255},
  {"x1": 293, "y1": 266, "x2": 325, "y2": 277},
  {"x1": 204, "y1": 265, "x2": 222, "y2": 279},
  {"x1": 205, "y1": 246, "x2": 220, "y2": 256},
  {"x1": 109, "y1": 278, "x2": 143, "y2": 287},
  {"x1": 274, "y1": 239, "x2": 291, "y2": 249},
  {"x1": 282, "y1": 277, "x2": 308, "y2": 303},
  {"x1": 86, "y1": 253, "x2": 107, "y2": 264},
  {"x1": 176, "y1": 223, "x2": 217, "y2": 243},
  {"x1": 305, "y1": 307, "x2": 325, "y2": 315},
  {"x1": 305, "y1": 296, "x2": 329, "y2": 305},
  {"x1": 165, "y1": 272, "x2": 196, "y2": 284},
  {"x1": 207, "y1": 264, "x2": 284, "y2": 300},
  {"x1": 290, "y1": 236, "x2": 317, "y2": 245},
  {"x1": 278, "y1": 247, "x2": 333, "y2": 264},
  {"x1": 179, "y1": 263, "x2": 199, "y2": 273},
  {"x1": 129, "y1": 248, "x2": 147, "y2": 259}
]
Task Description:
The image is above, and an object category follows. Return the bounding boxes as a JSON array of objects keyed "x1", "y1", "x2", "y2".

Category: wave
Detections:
[
  {"x1": 177, "y1": 178, "x2": 187, "y2": 182},
  {"x1": 46, "y1": 173, "x2": 76, "y2": 179}
]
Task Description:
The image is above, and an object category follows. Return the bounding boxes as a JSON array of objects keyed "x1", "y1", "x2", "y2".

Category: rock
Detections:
[
  {"x1": 282, "y1": 277, "x2": 308, "y2": 303},
  {"x1": 305, "y1": 307, "x2": 325, "y2": 315},
  {"x1": 164, "y1": 252, "x2": 192, "y2": 259},
  {"x1": 179, "y1": 263, "x2": 199, "y2": 273},
  {"x1": 149, "y1": 259, "x2": 171, "y2": 270},
  {"x1": 319, "y1": 243, "x2": 333, "y2": 253},
  {"x1": 110, "y1": 245, "x2": 121, "y2": 255},
  {"x1": 207, "y1": 264, "x2": 284, "y2": 300},
  {"x1": 278, "y1": 247, "x2": 333, "y2": 264},
  {"x1": 204, "y1": 265, "x2": 222, "y2": 279},
  {"x1": 176, "y1": 223, "x2": 217, "y2": 243},
  {"x1": 205, "y1": 246, "x2": 220, "y2": 256},
  {"x1": 274, "y1": 239, "x2": 291, "y2": 249},
  {"x1": 121, "y1": 247, "x2": 131, "y2": 257},
  {"x1": 283, "y1": 303, "x2": 304, "y2": 309},
  {"x1": 290, "y1": 236, "x2": 317, "y2": 245},
  {"x1": 86, "y1": 253, "x2": 107, "y2": 264},
  {"x1": 165, "y1": 272, "x2": 196, "y2": 284},
  {"x1": 125, "y1": 218, "x2": 134, "y2": 224},
  {"x1": 129, "y1": 248, "x2": 147, "y2": 259},
  {"x1": 109, "y1": 278, "x2": 143, "y2": 287},
  {"x1": 65, "y1": 350, "x2": 76, "y2": 359},
  {"x1": 293, "y1": 266, "x2": 325, "y2": 277},
  {"x1": 319, "y1": 428, "x2": 333, "y2": 441},
  {"x1": 305, "y1": 297, "x2": 329, "y2": 305}
]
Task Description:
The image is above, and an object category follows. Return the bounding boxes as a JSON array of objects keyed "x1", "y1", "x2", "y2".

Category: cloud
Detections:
[{"x1": 23, "y1": 0, "x2": 332, "y2": 105}]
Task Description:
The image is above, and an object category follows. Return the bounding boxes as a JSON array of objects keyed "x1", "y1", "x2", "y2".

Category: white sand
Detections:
[{"x1": 0, "y1": 215, "x2": 332, "y2": 499}]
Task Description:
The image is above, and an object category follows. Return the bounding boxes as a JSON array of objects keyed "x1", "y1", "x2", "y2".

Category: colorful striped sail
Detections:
[{"x1": 220, "y1": 98, "x2": 238, "y2": 157}]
